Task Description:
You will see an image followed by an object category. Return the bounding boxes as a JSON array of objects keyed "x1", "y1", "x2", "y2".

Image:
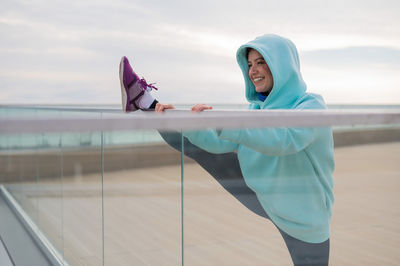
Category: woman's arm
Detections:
[{"x1": 218, "y1": 127, "x2": 317, "y2": 156}]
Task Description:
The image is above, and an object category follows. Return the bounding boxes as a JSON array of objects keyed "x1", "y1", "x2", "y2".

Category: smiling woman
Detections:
[
  {"x1": 118, "y1": 34, "x2": 335, "y2": 266},
  {"x1": 247, "y1": 49, "x2": 274, "y2": 94}
]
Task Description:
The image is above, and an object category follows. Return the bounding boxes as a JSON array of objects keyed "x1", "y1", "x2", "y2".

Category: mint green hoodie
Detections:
[{"x1": 184, "y1": 34, "x2": 334, "y2": 243}]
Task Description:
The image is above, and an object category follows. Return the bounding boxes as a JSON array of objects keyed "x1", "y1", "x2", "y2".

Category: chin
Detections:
[
  {"x1": 256, "y1": 85, "x2": 273, "y2": 93},
  {"x1": 256, "y1": 88, "x2": 268, "y2": 93}
]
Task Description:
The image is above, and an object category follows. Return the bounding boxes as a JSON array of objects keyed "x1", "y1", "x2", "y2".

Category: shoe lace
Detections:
[{"x1": 138, "y1": 76, "x2": 158, "y2": 91}]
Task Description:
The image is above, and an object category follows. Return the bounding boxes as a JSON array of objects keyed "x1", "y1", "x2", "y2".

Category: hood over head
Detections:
[{"x1": 236, "y1": 34, "x2": 307, "y2": 109}]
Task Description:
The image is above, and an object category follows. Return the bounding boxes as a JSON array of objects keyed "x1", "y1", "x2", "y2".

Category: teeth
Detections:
[{"x1": 253, "y1": 77, "x2": 263, "y2": 82}]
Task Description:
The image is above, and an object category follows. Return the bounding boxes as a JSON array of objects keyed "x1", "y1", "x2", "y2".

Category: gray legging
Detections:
[{"x1": 159, "y1": 131, "x2": 330, "y2": 266}]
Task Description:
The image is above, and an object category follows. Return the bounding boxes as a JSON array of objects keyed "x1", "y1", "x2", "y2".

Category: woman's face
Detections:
[{"x1": 247, "y1": 49, "x2": 274, "y2": 93}]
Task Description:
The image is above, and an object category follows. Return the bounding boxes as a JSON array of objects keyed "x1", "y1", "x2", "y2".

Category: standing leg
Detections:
[{"x1": 159, "y1": 130, "x2": 268, "y2": 218}]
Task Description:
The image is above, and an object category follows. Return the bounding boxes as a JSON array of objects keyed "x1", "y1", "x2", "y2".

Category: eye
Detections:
[{"x1": 248, "y1": 63, "x2": 252, "y2": 68}]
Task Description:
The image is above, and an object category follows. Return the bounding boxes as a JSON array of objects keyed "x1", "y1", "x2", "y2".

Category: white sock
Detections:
[{"x1": 138, "y1": 90, "x2": 155, "y2": 109}]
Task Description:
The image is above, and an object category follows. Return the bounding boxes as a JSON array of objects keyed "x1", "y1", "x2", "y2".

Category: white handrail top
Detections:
[{"x1": 1, "y1": 109, "x2": 400, "y2": 133}]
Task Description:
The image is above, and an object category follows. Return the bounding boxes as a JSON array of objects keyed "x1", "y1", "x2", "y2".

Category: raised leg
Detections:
[{"x1": 159, "y1": 130, "x2": 268, "y2": 218}]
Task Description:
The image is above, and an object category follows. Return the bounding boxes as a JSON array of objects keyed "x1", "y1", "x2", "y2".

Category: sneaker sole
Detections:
[{"x1": 119, "y1": 57, "x2": 128, "y2": 112}]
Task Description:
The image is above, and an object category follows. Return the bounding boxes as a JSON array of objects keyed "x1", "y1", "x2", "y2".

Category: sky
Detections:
[{"x1": 1, "y1": 0, "x2": 400, "y2": 105}]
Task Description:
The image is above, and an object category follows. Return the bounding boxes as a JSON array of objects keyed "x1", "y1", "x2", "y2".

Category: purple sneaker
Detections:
[{"x1": 119, "y1": 56, "x2": 158, "y2": 112}]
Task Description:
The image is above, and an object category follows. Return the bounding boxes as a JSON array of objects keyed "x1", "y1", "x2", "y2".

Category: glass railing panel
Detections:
[
  {"x1": 60, "y1": 130, "x2": 103, "y2": 265},
  {"x1": 0, "y1": 108, "x2": 105, "y2": 265},
  {"x1": 1, "y1": 106, "x2": 399, "y2": 266},
  {"x1": 0, "y1": 133, "x2": 35, "y2": 210},
  {"x1": 331, "y1": 141, "x2": 400, "y2": 265},
  {"x1": 102, "y1": 129, "x2": 182, "y2": 265},
  {"x1": 1, "y1": 131, "x2": 65, "y2": 259},
  {"x1": 181, "y1": 124, "x2": 399, "y2": 265},
  {"x1": 33, "y1": 132, "x2": 64, "y2": 257},
  {"x1": 181, "y1": 126, "x2": 317, "y2": 265}
]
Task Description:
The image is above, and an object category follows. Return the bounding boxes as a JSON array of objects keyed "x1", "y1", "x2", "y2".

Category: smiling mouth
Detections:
[{"x1": 253, "y1": 77, "x2": 264, "y2": 83}]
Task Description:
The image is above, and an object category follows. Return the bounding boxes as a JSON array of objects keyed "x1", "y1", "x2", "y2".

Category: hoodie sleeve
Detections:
[
  {"x1": 218, "y1": 127, "x2": 316, "y2": 156},
  {"x1": 183, "y1": 129, "x2": 239, "y2": 154}
]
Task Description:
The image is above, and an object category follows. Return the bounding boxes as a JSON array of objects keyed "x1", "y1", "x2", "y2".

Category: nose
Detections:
[{"x1": 249, "y1": 65, "x2": 258, "y2": 76}]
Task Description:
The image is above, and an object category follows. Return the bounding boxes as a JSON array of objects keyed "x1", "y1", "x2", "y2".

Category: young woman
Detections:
[{"x1": 119, "y1": 34, "x2": 335, "y2": 266}]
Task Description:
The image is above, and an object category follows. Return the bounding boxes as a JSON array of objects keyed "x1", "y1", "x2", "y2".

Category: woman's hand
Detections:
[
  {"x1": 155, "y1": 103, "x2": 212, "y2": 113},
  {"x1": 191, "y1": 104, "x2": 213, "y2": 112},
  {"x1": 155, "y1": 103, "x2": 175, "y2": 112}
]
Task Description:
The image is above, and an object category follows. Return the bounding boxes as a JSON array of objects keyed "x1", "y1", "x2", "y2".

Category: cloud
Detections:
[
  {"x1": 301, "y1": 46, "x2": 400, "y2": 68},
  {"x1": 301, "y1": 47, "x2": 400, "y2": 104},
  {"x1": 1, "y1": 0, "x2": 400, "y2": 104}
]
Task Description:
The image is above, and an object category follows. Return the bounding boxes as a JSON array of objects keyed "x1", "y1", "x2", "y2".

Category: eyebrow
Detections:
[{"x1": 248, "y1": 57, "x2": 265, "y2": 63}]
